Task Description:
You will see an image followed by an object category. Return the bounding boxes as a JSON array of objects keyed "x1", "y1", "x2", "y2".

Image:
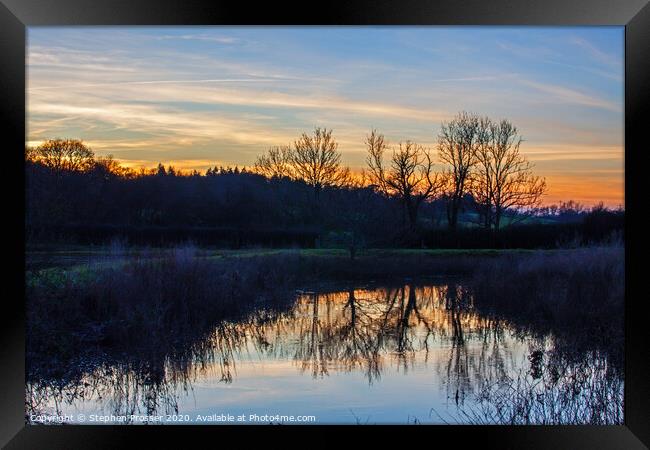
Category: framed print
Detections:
[{"x1": 1, "y1": 0, "x2": 648, "y2": 447}]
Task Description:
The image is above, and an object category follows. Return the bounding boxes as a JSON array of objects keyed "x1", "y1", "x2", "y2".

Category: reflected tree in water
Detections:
[{"x1": 26, "y1": 281, "x2": 622, "y2": 424}]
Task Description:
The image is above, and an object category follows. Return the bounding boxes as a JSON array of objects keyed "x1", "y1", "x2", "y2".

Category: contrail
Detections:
[{"x1": 27, "y1": 78, "x2": 287, "y2": 92}]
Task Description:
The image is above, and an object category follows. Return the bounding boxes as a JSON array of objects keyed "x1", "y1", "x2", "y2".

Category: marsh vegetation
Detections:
[{"x1": 26, "y1": 245, "x2": 623, "y2": 425}]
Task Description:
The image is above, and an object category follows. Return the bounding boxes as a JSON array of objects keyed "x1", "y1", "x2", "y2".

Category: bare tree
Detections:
[
  {"x1": 473, "y1": 119, "x2": 546, "y2": 229},
  {"x1": 365, "y1": 130, "x2": 389, "y2": 194},
  {"x1": 489, "y1": 120, "x2": 546, "y2": 229},
  {"x1": 31, "y1": 139, "x2": 95, "y2": 173},
  {"x1": 93, "y1": 154, "x2": 135, "y2": 179},
  {"x1": 437, "y1": 112, "x2": 481, "y2": 230},
  {"x1": 253, "y1": 145, "x2": 295, "y2": 179},
  {"x1": 365, "y1": 129, "x2": 443, "y2": 229},
  {"x1": 25, "y1": 146, "x2": 37, "y2": 163},
  {"x1": 292, "y1": 127, "x2": 350, "y2": 199},
  {"x1": 472, "y1": 116, "x2": 497, "y2": 228}
]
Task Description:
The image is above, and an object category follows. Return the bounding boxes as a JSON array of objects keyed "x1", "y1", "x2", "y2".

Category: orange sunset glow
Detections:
[{"x1": 27, "y1": 27, "x2": 624, "y2": 207}]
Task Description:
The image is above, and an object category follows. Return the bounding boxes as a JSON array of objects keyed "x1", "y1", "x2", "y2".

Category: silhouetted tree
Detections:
[
  {"x1": 470, "y1": 116, "x2": 495, "y2": 228},
  {"x1": 31, "y1": 139, "x2": 95, "y2": 173},
  {"x1": 254, "y1": 145, "x2": 294, "y2": 179},
  {"x1": 292, "y1": 127, "x2": 351, "y2": 200},
  {"x1": 93, "y1": 155, "x2": 134, "y2": 180},
  {"x1": 437, "y1": 112, "x2": 481, "y2": 230},
  {"x1": 366, "y1": 129, "x2": 443, "y2": 229},
  {"x1": 473, "y1": 119, "x2": 546, "y2": 229}
]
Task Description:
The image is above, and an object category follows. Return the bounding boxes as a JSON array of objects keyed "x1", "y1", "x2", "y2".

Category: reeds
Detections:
[
  {"x1": 26, "y1": 247, "x2": 302, "y2": 380},
  {"x1": 469, "y1": 245, "x2": 624, "y2": 366},
  {"x1": 455, "y1": 244, "x2": 625, "y2": 424},
  {"x1": 457, "y1": 351, "x2": 624, "y2": 425}
]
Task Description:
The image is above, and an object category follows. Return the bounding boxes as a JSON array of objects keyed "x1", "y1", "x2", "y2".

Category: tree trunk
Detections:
[
  {"x1": 494, "y1": 207, "x2": 502, "y2": 230},
  {"x1": 483, "y1": 203, "x2": 491, "y2": 229},
  {"x1": 407, "y1": 200, "x2": 418, "y2": 229},
  {"x1": 447, "y1": 198, "x2": 458, "y2": 230}
]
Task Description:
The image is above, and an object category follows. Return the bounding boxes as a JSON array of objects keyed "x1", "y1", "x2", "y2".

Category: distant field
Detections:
[
  {"x1": 25, "y1": 245, "x2": 550, "y2": 273},
  {"x1": 450, "y1": 212, "x2": 560, "y2": 228}
]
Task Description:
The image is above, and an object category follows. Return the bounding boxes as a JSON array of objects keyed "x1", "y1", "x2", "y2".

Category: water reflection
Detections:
[{"x1": 26, "y1": 281, "x2": 620, "y2": 424}]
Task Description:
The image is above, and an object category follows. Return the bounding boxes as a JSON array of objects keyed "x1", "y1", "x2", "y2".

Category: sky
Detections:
[{"x1": 27, "y1": 26, "x2": 624, "y2": 207}]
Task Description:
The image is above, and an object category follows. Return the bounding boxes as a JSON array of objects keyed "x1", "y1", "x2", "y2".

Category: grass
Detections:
[{"x1": 26, "y1": 245, "x2": 546, "y2": 273}]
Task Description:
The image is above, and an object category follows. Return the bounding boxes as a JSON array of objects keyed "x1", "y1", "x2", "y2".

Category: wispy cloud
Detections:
[
  {"x1": 29, "y1": 98, "x2": 297, "y2": 146},
  {"x1": 518, "y1": 79, "x2": 621, "y2": 112},
  {"x1": 28, "y1": 73, "x2": 452, "y2": 124},
  {"x1": 497, "y1": 41, "x2": 561, "y2": 60},
  {"x1": 26, "y1": 27, "x2": 624, "y2": 205},
  {"x1": 427, "y1": 75, "x2": 507, "y2": 83},
  {"x1": 155, "y1": 34, "x2": 241, "y2": 44},
  {"x1": 27, "y1": 78, "x2": 294, "y2": 92},
  {"x1": 522, "y1": 143, "x2": 623, "y2": 162},
  {"x1": 569, "y1": 37, "x2": 622, "y2": 67},
  {"x1": 496, "y1": 40, "x2": 622, "y2": 82}
]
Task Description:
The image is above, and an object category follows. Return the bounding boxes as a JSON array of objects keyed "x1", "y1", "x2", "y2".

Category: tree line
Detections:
[
  {"x1": 25, "y1": 112, "x2": 622, "y2": 248},
  {"x1": 253, "y1": 112, "x2": 546, "y2": 231}
]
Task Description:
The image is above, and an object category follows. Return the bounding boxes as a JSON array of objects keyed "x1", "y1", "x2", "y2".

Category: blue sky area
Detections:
[{"x1": 27, "y1": 26, "x2": 624, "y2": 205}]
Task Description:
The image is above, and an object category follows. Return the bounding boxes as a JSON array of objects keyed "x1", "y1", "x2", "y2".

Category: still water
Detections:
[{"x1": 26, "y1": 282, "x2": 615, "y2": 425}]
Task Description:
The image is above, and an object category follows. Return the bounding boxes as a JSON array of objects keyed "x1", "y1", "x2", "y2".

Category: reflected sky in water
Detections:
[{"x1": 27, "y1": 283, "x2": 570, "y2": 424}]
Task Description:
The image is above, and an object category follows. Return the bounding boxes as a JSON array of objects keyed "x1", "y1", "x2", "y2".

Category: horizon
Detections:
[{"x1": 27, "y1": 26, "x2": 624, "y2": 207}]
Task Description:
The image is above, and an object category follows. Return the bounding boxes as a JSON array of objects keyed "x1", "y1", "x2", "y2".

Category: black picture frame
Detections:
[{"x1": 2, "y1": 0, "x2": 648, "y2": 447}]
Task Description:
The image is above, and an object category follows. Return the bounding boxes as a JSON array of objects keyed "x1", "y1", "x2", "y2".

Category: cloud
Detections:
[
  {"x1": 27, "y1": 78, "x2": 293, "y2": 92},
  {"x1": 427, "y1": 76, "x2": 506, "y2": 83},
  {"x1": 28, "y1": 67, "x2": 452, "y2": 132},
  {"x1": 155, "y1": 34, "x2": 241, "y2": 44},
  {"x1": 522, "y1": 144, "x2": 623, "y2": 162},
  {"x1": 497, "y1": 41, "x2": 561, "y2": 60},
  {"x1": 26, "y1": 27, "x2": 625, "y2": 207},
  {"x1": 497, "y1": 40, "x2": 622, "y2": 82},
  {"x1": 542, "y1": 59, "x2": 622, "y2": 82},
  {"x1": 28, "y1": 46, "x2": 138, "y2": 74},
  {"x1": 569, "y1": 37, "x2": 622, "y2": 67},
  {"x1": 518, "y1": 79, "x2": 621, "y2": 112}
]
